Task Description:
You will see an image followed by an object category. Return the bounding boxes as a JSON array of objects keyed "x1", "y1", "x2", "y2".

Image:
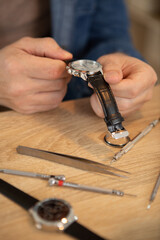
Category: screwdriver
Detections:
[
  {"x1": 111, "y1": 118, "x2": 160, "y2": 163},
  {"x1": 147, "y1": 172, "x2": 160, "y2": 209},
  {"x1": 0, "y1": 168, "x2": 135, "y2": 197},
  {"x1": 0, "y1": 168, "x2": 65, "y2": 181},
  {"x1": 48, "y1": 177, "x2": 136, "y2": 197}
]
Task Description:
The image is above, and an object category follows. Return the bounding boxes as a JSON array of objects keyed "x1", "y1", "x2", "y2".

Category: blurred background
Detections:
[{"x1": 125, "y1": 0, "x2": 160, "y2": 83}]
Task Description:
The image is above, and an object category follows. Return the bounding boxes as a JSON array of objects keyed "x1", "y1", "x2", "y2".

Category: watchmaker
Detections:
[{"x1": 0, "y1": 0, "x2": 157, "y2": 117}]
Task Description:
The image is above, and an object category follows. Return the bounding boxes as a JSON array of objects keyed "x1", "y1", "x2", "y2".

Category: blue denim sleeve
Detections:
[
  {"x1": 50, "y1": 0, "x2": 144, "y2": 61},
  {"x1": 50, "y1": 0, "x2": 145, "y2": 100},
  {"x1": 84, "y1": 0, "x2": 144, "y2": 61}
]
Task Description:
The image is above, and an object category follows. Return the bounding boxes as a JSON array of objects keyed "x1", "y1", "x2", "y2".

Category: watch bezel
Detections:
[
  {"x1": 29, "y1": 198, "x2": 77, "y2": 231},
  {"x1": 66, "y1": 59, "x2": 103, "y2": 81}
]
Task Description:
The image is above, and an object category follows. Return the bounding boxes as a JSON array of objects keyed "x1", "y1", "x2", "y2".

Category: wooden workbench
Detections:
[{"x1": 0, "y1": 85, "x2": 160, "y2": 240}]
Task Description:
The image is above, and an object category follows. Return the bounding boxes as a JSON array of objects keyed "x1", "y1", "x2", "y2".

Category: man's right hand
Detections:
[{"x1": 0, "y1": 37, "x2": 72, "y2": 114}]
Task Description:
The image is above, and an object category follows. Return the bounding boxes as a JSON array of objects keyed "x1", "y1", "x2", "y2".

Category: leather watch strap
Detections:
[
  {"x1": 64, "y1": 221, "x2": 107, "y2": 240},
  {"x1": 0, "y1": 179, "x2": 38, "y2": 210},
  {"x1": 87, "y1": 72, "x2": 124, "y2": 132}
]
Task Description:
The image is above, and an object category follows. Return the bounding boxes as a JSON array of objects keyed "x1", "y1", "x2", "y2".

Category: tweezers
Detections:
[{"x1": 16, "y1": 145, "x2": 130, "y2": 178}]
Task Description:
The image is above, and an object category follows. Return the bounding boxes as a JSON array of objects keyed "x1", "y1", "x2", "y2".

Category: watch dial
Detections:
[
  {"x1": 71, "y1": 60, "x2": 101, "y2": 72},
  {"x1": 37, "y1": 199, "x2": 70, "y2": 221}
]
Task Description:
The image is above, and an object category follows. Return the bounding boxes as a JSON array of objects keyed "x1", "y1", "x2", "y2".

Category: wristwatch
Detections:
[
  {"x1": 0, "y1": 178, "x2": 107, "y2": 240},
  {"x1": 66, "y1": 60, "x2": 129, "y2": 145}
]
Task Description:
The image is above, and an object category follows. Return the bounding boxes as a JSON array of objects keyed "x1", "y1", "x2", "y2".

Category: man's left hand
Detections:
[{"x1": 90, "y1": 53, "x2": 157, "y2": 117}]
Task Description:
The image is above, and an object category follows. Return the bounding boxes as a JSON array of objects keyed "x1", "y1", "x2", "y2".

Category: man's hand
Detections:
[
  {"x1": 0, "y1": 37, "x2": 72, "y2": 114},
  {"x1": 90, "y1": 53, "x2": 157, "y2": 117}
]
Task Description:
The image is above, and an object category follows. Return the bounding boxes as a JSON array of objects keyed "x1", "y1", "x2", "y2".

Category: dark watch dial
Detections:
[{"x1": 37, "y1": 199, "x2": 70, "y2": 221}]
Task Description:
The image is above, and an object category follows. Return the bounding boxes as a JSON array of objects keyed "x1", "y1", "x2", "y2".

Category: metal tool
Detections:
[
  {"x1": 147, "y1": 172, "x2": 160, "y2": 209},
  {"x1": 111, "y1": 118, "x2": 160, "y2": 163},
  {"x1": 0, "y1": 168, "x2": 65, "y2": 181},
  {"x1": 0, "y1": 168, "x2": 135, "y2": 197},
  {"x1": 16, "y1": 145, "x2": 130, "y2": 178},
  {"x1": 48, "y1": 177, "x2": 136, "y2": 197}
]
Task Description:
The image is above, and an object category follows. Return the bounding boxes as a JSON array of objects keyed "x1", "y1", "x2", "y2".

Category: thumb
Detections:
[
  {"x1": 98, "y1": 58, "x2": 123, "y2": 84},
  {"x1": 103, "y1": 63, "x2": 123, "y2": 84},
  {"x1": 15, "y1": 37, "x2": 73, "y2": 60}
]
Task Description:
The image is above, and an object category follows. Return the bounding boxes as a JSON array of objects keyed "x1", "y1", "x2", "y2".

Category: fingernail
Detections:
[
  {"x1": 63, "y1": 51, "x2": 73, "y2": 59},
  {"x1": 104, "y1": 71, "x2": 120, "y2": 82}
]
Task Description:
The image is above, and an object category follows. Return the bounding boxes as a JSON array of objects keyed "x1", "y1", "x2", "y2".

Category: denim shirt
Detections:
[{"x1": 50, "y1": 0, "x2": 144, "y2": 100}]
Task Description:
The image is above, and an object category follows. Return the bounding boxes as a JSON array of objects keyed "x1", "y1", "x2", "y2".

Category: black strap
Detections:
[
  {"x1": 87, "y1": 72, "x2": 124, "y2": 133},
  {"x1": 64, "y1": 221, "x2": 108, "y2": 240},
  {"x1": 0, "y1": 179, "x2": 38, "y2": 210}
]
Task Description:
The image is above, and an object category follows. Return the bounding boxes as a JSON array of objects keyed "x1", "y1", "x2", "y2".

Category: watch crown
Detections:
[{"x1": 67, "y1": 68, "x2": 72, "y2": 74}]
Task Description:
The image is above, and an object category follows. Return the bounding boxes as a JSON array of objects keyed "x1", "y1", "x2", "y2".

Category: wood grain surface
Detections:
[{"x1": 0, "y1": 85, "x2": 160, "y2": 240}]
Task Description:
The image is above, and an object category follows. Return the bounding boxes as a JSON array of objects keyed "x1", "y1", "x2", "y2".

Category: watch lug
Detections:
[
  {"x1": 67, "y1": 68, "x2": 81, "y2": 78},
  {"x1": 73, "y1": 71, "x2": 80, "y2": 77},
  {"x1": 80, "y1": 73, "x2": 87, "y2": 81},
  {"x1": 35, "y1": 222, "x2": 42, "y2": 229}
]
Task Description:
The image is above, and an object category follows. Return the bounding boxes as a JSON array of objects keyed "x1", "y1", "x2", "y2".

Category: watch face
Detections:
[
  {"x1": 37, "y1": 199, "x2": 70, "y2": 222},
  {"x1": 70, "y1": 60, "x2": 102, "y2": 72}
]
